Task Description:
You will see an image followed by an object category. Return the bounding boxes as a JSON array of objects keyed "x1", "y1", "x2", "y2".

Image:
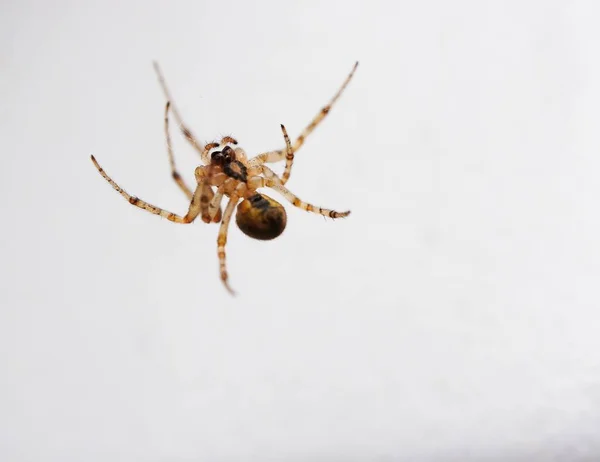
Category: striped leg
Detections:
[
  {"x1": 279, "y1": 124, "x2": 294, "y2": 184},
  {"x1": 153, "y1": 61, "x2": 206, "y2": 159},
  {"x1": 164, "y1": 102, "x2": 193, "y2": 199},
  {"x1": 91, "y1": 155, "x2": 203, "y2": 223},
  {"x1": 258, "y1": 164, "x2": 284, "y2": 185},
  {"x1": 200, "y1": 182, "x2": 223, "y2": 223},
  {"x1": 249, "y1": 61, "x2": 359, "y2": 184},
  {"x1": 217, "y1": 195, "x2": 240, "y2": 295},
  {"x1": 208, "y1": 184, "x2": 225, "y2": 222},
  {"x1": 253, "y1": 169, "x2": 351, "y2": 219}
]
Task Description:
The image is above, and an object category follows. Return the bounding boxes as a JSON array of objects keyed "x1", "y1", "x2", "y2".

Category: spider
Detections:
[{"x1": 91, "y1": 61, "x2": 358, "y2": 294}]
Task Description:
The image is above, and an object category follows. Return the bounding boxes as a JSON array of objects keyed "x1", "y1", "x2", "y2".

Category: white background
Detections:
[{"x1": 2, "y1": 1, "x2": 600, "y2": 460}]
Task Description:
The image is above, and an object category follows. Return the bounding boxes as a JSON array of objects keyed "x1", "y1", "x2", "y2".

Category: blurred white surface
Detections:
[{"x1": 2, "y1": 1, "x2": 600, "y2": 460}]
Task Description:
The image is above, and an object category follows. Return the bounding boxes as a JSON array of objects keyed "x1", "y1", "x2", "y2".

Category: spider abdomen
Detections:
[{"x1": 236, "y1": 193, "x2": 287, "y2": 240}]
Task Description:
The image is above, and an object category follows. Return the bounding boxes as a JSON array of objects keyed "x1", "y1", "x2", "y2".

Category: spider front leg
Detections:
[
  {"x1": 217, "y1": 195, "x2": 240, "y2": 295},
  {"x1": 91, "y1": 155, "x2": 204, "y2": 223},
  {"x1": 254, "y1": 167, "x2": 350, "y2": 219},
  {"x1": 164, "y1": 101, "x2": 194, "y2": 199},
  {"x1": 200, "y1": 181, "x2": 223, "y2": 223},
  {"x1": 279, "y1": 124, "x2": 294, "y2": 184},
  {"x1": 207, "y1": 184, "x2": 225, "y2": 222},
  {"x1": 153, "y1": 61, "x2": 206, "y2": 161},
  {"x1": 249, "y1": 61, "x2": 359, "y2": 184}
]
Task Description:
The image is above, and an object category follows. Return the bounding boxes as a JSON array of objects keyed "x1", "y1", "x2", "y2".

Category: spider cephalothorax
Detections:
[
  {"x1": 213, "y1": 147, "x2": 248, "y2": 182},
  {"x1": 91, "y1": 61, "x2": 358, "y2": 294}
]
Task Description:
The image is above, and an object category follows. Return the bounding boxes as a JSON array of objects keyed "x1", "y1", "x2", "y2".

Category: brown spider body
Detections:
[
  {"x1": 236, "y1": 194, "x2": 287, "y2": 240},
  {"x1": 197, "y1": 144, "x2": 288, "y2": 239},
  {"x1": 91, "y1": 61, "x2": 358, "y2": 294}
]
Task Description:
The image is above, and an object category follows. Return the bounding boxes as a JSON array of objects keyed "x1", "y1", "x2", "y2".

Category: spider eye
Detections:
[{"x1": 236, "y1": 194, "x2": 287, "y2": 240}]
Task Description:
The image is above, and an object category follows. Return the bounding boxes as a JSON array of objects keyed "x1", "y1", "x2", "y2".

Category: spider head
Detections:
[
  {"x1": 236, "y1": 193, "x2": 287, "y2": 240},
  {"x1": 211, "y1": 146, "x2": 236, "y2": 166}
]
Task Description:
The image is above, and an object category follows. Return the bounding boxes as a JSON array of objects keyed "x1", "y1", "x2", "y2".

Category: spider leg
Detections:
[
  {"x1": 290, "y1": 61, "x2": 358, "y2": 155},
  {"x1": 279, "y1": 124, "x2": 294, "y2": 184},
  {"x1": 257, "y1": 164, "x2": 285, "y2": 184},
  {"x1": 153, "y1": 61, "x2": 206, "y2": 160},
  {"x1": 254, "y1": 168, "x2": 350, "y2": 219},
  {"x1": 205, "y1": 177, "x2": 248, "y2": 223},
  {"x1": 164, "y1": 102, "x2": 194, "y2": 199},
  {"x1": 208, "y1": 184, "x2": 226, "y2": 222},
  {"x1": 217, "y1": 195, "x2": 240, "y2": 295},
  {"x1": 91, "y1": 155, "x2": 203, "y2": 223},
  {"x1": 248, "y1": 61, "x2": 359, "y2": 184},
  {"x1": 200, "y1": 182, "x2": 223, "y2": 223}
]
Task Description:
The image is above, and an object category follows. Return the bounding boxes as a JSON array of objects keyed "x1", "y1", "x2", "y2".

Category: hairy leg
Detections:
[
  {"x1": 216, "y1": 195, "x2": 240, "y2": 294},
  {"x1": 91, "y1": 155, "x2": 203, "y2": 223},
  {"x1": 249, "y1": 169, "x2": 350, "y2": 219},
  {"x1": 164, "y1": 101, "x2": 194, "y2": 199},
  {"x1": 248, "y1": 62, "x2": 359, "y2": 185},
  {"x1": 153, "y1": 61, "x2": 206, "y2": 158}
]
